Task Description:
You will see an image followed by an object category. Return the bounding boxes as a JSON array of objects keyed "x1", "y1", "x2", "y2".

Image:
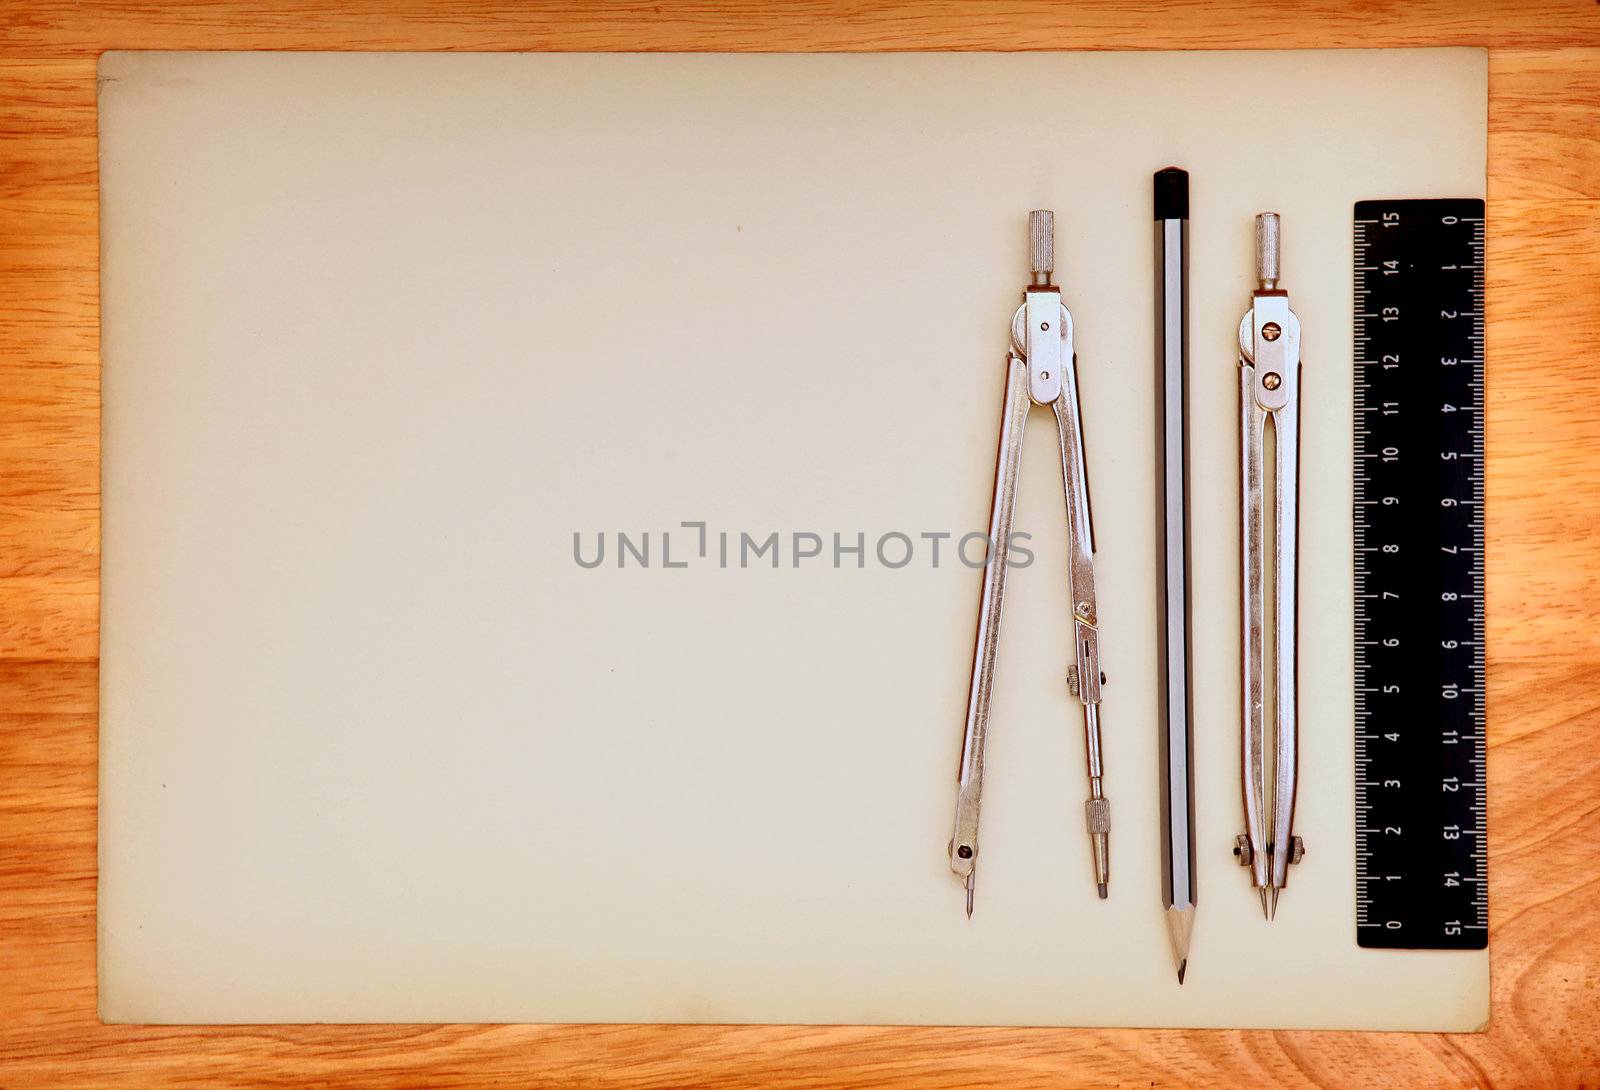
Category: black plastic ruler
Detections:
[{"x1": 1352, "y1": 199, "x2": 1487, "y2": 949}]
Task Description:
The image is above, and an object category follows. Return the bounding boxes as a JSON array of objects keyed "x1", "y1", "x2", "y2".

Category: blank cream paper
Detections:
[{"x1": 98, "y1": 50, "x2": 1488, "y2": 1028}]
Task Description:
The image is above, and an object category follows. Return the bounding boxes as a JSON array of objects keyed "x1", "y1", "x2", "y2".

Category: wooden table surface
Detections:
[{"x1": 1, "y1": 2, "x2": 1597, "y2": 1086}]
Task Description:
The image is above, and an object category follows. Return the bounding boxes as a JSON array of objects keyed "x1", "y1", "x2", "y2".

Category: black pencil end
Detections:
[{"x1": 1155, "y1": 166, "x2": 1188, "y2": 221}]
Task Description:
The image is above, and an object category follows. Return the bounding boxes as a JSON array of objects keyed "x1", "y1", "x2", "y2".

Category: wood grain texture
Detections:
[
  {"x1": 0, "y1": 4, "x2": 1597, "y2": 1087},
  {"x1": 1491, "y1": 49, "x2": 1600, "y2": 199},
  {"x1": 1, "y1": 0, "x2": 1599, "y2": 54}
]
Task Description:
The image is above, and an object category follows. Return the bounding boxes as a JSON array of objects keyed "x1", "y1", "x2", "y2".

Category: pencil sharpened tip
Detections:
[
  {"x1": 1097, "y1": 882, "x2": 1108, "y2": 900},
  {"x1": 1164, "y1": 906, "x2": 1195, "y2": 985}
]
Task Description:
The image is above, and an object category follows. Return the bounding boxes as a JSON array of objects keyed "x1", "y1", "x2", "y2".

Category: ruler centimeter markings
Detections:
[{"x1": 1353, "y1": 199, "x2": 1487, "y2": 950}]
